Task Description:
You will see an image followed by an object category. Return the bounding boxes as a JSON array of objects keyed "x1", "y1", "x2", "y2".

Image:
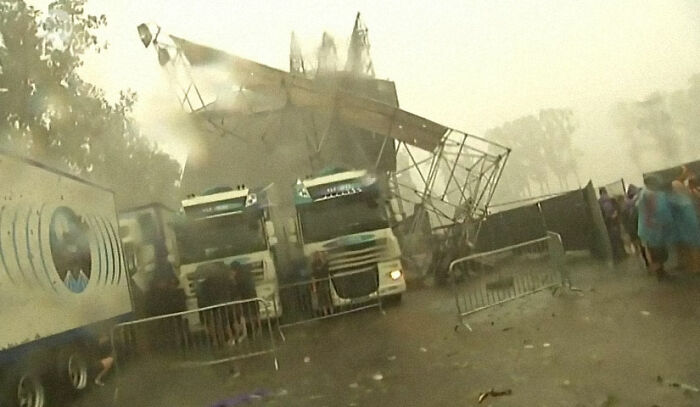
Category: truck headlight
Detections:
[{"x1": 389, "y1": 270, "x2": 402, "y2": 281}]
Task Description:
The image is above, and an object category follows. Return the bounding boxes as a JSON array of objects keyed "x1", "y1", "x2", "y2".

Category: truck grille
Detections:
[{"x1": 326, "y1": 238, "x2": 388, "y2": 299}]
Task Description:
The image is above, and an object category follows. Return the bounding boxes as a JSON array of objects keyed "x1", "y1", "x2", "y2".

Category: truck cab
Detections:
[
  {"x1": 292, "y1": 170, "x2": 406, "y2": 305},
  {"x1": 175, "y1": 186, "x2": 281, "y2": 321}
]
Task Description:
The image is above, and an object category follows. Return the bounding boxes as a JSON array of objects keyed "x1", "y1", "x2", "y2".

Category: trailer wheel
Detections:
[
  {"x1": 55, "y1": 348, "x2": 89, "y2": 395},
  {"x1": 3, "y1": 372, "x2": 45, "y2": 407}
]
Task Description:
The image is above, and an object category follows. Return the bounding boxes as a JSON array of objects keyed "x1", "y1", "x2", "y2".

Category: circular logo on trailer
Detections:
[{"x1": 49, "y1": 207, "x2": 92, "y2": 293}]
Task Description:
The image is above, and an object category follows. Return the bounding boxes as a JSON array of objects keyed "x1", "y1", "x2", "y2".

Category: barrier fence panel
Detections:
[
  {"x1": 276, "y1": 267, "x2": 385, "y2": 329},
  {"x1": 449, "y1": 232, "x2": 566, "y2": 328},
  {"x1": 110, "y1": 298, "x2": 278, "y2": 401}
]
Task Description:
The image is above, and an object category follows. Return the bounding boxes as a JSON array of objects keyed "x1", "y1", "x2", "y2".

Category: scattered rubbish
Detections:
[
  {"x1": 451, "y1": 361, "x2": 470, "y2": 369},
  {"x1": 387, "y1": 355, "x2": 397, "y2": 361},
  {"x1": 349, "y1": 382, "x2": 359, "y2": 389},
  {"x1": 304, "y1": 356, "x2": 311, "y2": 363},
  {"x1": 524, "y1": 344, "x2": 535, "y2": 349},
  {"x1": 551, "y1": 313, "x2": 556, "y2": 318},
  {"x1": 563, "y1": 379, "x2": 571, "y2": 386},
  {"x1": 276, "y1": 389, "x2": 288, "y2": 397},
  {"x1": 543, "y1": 343, "x2": 551, "y2": 348},
  {"x1": 210, "y1": 389, "x2": 271, "y2": 407},
  {"x1": 419, "y1": 347, "x2": 428, "y2": 353},
  {"x1": 372, "y1": 372, "x2": 384, "y2": 381},
  {"x1": 641, "y1": 311, "x2": 651, "y2": 316},
  {"x1": 478, "y1": 388, "x2": 512, "y2": 403},
  {"x1": 599, "y1": 394, "x2": 618, "y2": 407},
  {"x1": 309, "y1": 394, "x2": 324, "y2": 400},
  {"x1": 657, "y1": 376, "x2": 699, "y2": 392},
  {"x1": 502, "y1": 327, "x2": 513, "y2": 332},
  {"x1": 349, "y1": 403, "x2": 358, "y2": 406}
]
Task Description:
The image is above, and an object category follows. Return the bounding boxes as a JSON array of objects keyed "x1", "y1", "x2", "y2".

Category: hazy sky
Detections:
[{"x1": 42, "y1": 0, "x2": 700, "y2": 187}]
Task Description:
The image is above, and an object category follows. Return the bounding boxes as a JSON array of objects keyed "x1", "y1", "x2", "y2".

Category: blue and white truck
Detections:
[
  {"x1": 175, "y1": 186, "x2": 282, "y2": 321},
  {"x1": 292, "y1": 169, "x2": 406, "y2": 305},
  {"x1": 0, "y1": 152, "x2": 132, "y2": 407}
]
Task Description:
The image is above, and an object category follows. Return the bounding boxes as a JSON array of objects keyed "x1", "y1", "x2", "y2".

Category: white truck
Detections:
[
  {"x1": 292, "y1": 169, "x2": 406, "y2": 305},
  {"x1": 0, "y1": 152, "x2": 132, "y2": 407},
  {"x1": 175, "y1": 186, "x2": 281, "y2": 320}
]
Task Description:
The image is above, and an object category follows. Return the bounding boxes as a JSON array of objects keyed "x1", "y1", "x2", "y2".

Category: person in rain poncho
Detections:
[{"x1": 636, "y1": 176, "x2": 673, "y2": 280}]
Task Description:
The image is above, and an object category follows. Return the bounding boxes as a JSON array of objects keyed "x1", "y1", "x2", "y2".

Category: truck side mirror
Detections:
[
  {"x1": 285, "y1": 217, "x2": 298, "y2": 244},
  {"x1": 265, "y1": 221, "x2": 278, "y2": 246},
  {"x1": 389, "y1": 198, "x2": 404, "y2": 223}
]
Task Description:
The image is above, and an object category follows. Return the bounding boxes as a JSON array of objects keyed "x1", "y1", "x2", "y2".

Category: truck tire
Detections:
[
  {"x1": 54, "y1": 348, "x2": 89, "y2": 396},
  {"x1": 2, "y1": 370, "x2": 46, "y2": 407}
]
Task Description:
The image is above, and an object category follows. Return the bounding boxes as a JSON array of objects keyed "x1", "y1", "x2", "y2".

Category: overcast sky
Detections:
[{"x1": 41, "y1": 0, "x2": 700, "y2": 187}]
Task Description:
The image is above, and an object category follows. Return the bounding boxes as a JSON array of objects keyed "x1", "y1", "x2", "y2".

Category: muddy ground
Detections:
[{"x1": 77, "y1": 256, "x2": 700, "y2": 407}]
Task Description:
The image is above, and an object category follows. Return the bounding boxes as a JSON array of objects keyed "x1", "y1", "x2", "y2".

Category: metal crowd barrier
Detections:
[
  {"x1": 276, "y1": 267, "x2": 384, "y2": 330},
  {"x1": 449, "y1": 232, "x2": 567, "y2": 330},
  {"x1": 110, "y1": 297, "x2": 278, "y2": 402}
]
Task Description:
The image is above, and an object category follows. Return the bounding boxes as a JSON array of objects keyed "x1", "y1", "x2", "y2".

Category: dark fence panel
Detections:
[
  {"x1": 477, "y1": 204, "x2": 547, "y2": 252},
  {"x1": 539, "y1": 189, "x2": 592, "y2": 251}
]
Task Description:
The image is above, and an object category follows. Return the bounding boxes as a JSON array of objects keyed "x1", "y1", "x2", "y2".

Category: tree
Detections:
[
  {"x1": 612, "y1": 74, "x2": 700, "y2": 169},
  {"x1": 486, "y1": 108, "x2": 579, "y2": 204},
  {"x1": 0, "y1": 0, "x2": 181, "y2": 209}
]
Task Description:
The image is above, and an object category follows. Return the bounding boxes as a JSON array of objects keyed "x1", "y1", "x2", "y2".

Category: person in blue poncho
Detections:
[
  {"x1": 636, "y1": 176, "x2": 673, "y2": 280},
  {"x1": 670, "y1": 166, "x2": 700, "y2": 273}
]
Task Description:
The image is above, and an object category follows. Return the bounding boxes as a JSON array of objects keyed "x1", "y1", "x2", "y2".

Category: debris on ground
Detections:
[
  {"x1": 502, "y1": 327, "x2": 513, "y2": 331},
  {"x1": 419, "y1": 347, "x2": 428, "y2": 353},
  {"x1": 210, "y1": 389, "x2": 270, "y2": 407},
  {"x1": 657, "y1": 375, "x2": 699, "y2": 393},
  {"x1": 599, "y1": 394, "x2": 619, "y2": 407},
  {"x1": 524, "y1": 344, "x2": 534, "y2": 349},
  {"x1": 303, "y1": 356, "x2": 311, "y2": 363},
  {"x1": 349, "y1": 382, "x2": 359, "y2": 389},
  {"x1": 372, "y1": 372, "x2": 384, "y2": 381},
  {"x1": 478, "y1": 388, "x2": 512, "y2": 403},
  {"x1": 543, "y1": 343, "x2": 551, "y2": 348},
  {"x1": 387, "y1": 355, "x2": 397, "y2": 361},
  {"x1": 640, "y1": 311, "x2": 651, "y2": 316}
]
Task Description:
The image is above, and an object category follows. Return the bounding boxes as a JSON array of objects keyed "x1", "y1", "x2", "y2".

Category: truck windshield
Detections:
[
  {"x1": 177, "y1": 210, "x2": 267, "y2": 264},
  {"x1": 298, "y1": 193, "x2": 389, "y2": 243}
]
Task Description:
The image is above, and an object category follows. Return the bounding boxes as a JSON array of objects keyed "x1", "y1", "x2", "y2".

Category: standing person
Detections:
[
  {"x1": 599, "y1": 187, "x2": 626, "y2": 263},
  {"x1": 623, "y1": 184, "x2": 647, "y2": 265},
  {"x1": 198, "y1": 263, "x2": 236, "y2": 347},
  {"x1": 311, "y1": 251, "x2": 332, "y2": 316},
  {"x1": 230, "y1": 262, "x2": 257, "y2": 342},
  {"x1": 637, "y1": 176, "x2": 673, "y2": 280},
  {"x1": 670, "y1": 167, "x2": 700, "y2": 273},
  {"x1": 92, "y1": 334, "x2": 114, "y2": 387}
]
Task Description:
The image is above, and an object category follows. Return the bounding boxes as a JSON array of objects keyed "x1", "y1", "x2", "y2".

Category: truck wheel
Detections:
[
  {"x1": 4, "y1": 372, "x2": 45, "y2": 407},
  {"x1": 55, "y1": 348, "x2": 89, "y2": 395}
]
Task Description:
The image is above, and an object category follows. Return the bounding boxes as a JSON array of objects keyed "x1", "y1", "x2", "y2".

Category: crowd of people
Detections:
[{"x1": 599, "y1": 165, "x2": 700, "y2": 280}]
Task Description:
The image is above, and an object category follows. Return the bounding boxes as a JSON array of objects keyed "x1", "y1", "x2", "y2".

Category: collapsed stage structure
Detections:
[{"x1": 136, "y1": 14, "x2": 510, "y2": 275}]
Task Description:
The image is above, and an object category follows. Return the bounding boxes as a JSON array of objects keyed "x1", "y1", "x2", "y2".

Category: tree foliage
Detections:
[
  {"x1": 612, "y1": 74, "x2": 700, "y2": 169},
  {"x1": 0, "y1": 0, "x2": 181, "y2": 209},
  {"x1": 486, "y1": 109, "x2": 579, "y2": 204}
]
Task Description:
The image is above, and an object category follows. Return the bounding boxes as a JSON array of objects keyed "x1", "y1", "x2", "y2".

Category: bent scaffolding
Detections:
[{"x1": 135, "y1": 16, "x2": 510, "y2": 244}]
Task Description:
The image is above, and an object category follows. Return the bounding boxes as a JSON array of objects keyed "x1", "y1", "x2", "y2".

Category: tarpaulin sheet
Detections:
[{"x1": 170, "y1": 35, "x2": 448, "y2": 152}]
